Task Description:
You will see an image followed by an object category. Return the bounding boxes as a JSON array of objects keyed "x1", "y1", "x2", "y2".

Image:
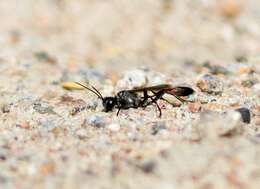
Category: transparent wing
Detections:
[{"x1": 127, "y1": 84, "x2": 172, "y2": 92}]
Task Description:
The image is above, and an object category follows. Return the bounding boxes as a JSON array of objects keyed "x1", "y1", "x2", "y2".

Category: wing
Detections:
[
  {"x1": 126, "y1": 84, "x2": 194, "y2": 96},
  {"x1": 165, "y1": 86, "x2": 194, "y2": 96},
  {"x1": 127, "y1": 84, "x2": 173, "y2": 92}
]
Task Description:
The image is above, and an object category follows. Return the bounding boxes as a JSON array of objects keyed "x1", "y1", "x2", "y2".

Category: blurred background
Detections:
[
  {"x1": 0, "y1": 0, "x2": 260, "y2": 73},
  {"x1": 0, "y1": 1, "x2": 260, "y2": 188}
]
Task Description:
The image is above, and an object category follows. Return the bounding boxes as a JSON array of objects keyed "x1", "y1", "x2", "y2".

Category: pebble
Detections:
[
  {"x1": 107, "y1": 123, "x2": 121, "y2": 132},
  {"x1": 34, "y1": 51, "x2": 56, "y2": 64},
  {"x1": 188, "y1": 103, "x2": 202, "y2": 113},
  {"x1": 197, "y1": 110, "x2": 244, "y2": 138},
  {"x1": 235, "y1": 107, "x2": 251, "y2": 124},
  {"x1": 70, "y1": 100, "x2": 87, "y2": 116},
  {"x1": 151, "y1": 121, "x2": 167, "y2": 135},
  {"x1": 0, "y1": 154, "x2": 6, "y2": 161},
  {"x1": 1, "y1": 103, "x2": 11, "y2": 113},
  {"x1": 116, "y1": 69, "x2": 147, "y2": 90},
  {"x1": 241, "y1": 79, "x2": 257, "y2": 88},
  {"x1": 196, "y1": 74, "x2": 224, "y2": 94},
  {"x1": 33, "y1": 101, "x2": 56, "y2": 115},
  {"x1": 76, "y1": 129, "x2": 88, "y2": 139},
  {"x1": 185, "y1": 124, "x2": 202, "y2": 141},
  {"x1": 86, "y1": 101, "x2": 98, "y2": 110},
  {"x1": 40, "y1": 161, "x2": 56, "y2": 176},
  {"x1": 203, "y1": 62, "x2": 230, "y2": 75},
  {"x1": 40, "y1": 119, "x2": 57, "y2": 131},
  {"x1": 219, "y1": 0, "x2": 243, "y2": 18},
  {"x1": 59, "y1": 95, "x2": 89, "y2": 115},
  {"x1": 219, "y1": 110, "x2": 244, "y2": 136},
  {"x1": 87, "y1": 115, "x2": 107, "y2": 128},
  {"x1": 235, "y1": 55, "x2": 248, "y2": 63},
  {"x1": 78, "y1": 68, "x2": 105, "y2": 82},
  {"x1": 145, "y1": 70, "x2": 166, "y2": 85},
  {"x1": 138, "y1": 160, "x2": 157, "y2": 174},
  {"x1": 16, "y1": 121, "x2": 30, "y2": 129}
]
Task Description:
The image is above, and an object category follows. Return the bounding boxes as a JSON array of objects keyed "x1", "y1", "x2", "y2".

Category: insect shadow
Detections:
[{"x1": 75, "y1": 82, "x2": 194, "y2": 117}]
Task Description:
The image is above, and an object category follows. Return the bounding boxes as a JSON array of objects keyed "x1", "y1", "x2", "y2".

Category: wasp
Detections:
[{"x1": 75, "y1": 82, "x2": 194, "y2": 117}]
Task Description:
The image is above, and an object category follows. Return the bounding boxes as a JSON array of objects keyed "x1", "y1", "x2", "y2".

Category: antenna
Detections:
[{"x1": 75, "y1": 82, "x2": 104, "y2": 100}]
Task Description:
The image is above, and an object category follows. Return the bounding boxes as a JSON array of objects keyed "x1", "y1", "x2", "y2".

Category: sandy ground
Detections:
[{"x1": 0, "y1": 0, "x2": 260, "y2": 188}]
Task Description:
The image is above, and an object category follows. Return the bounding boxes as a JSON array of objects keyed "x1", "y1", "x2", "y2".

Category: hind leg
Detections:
[{"x1": 146, "y1": 95, "x2": 162, "y2": 117}]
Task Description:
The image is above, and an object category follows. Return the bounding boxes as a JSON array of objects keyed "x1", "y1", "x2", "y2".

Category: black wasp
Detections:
[{"x1": 75, "y1": 82, "x2": 194, "y2": 117}]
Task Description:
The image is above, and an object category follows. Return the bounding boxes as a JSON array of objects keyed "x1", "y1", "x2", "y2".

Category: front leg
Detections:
[{"x1": 116, "y1": 107, "x2": 121, "y2": 116}]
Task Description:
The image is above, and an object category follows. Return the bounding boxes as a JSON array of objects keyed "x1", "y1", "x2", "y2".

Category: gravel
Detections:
[
  {"x1": 86, "y1": 115, "x2": 108, "y2": 128},
  {"x1": 235, "y1": 107, "x2": 251, "y2": 124},
  {"x1": 116, "y1": 69, "x2": 147, "y2": 90},
  {"x1": 151, "y1": 121, "x2": 167, "y2": 135},
  {"x1": 107, "y1": 123, "x2": 121, "y2": 132},
  {"x1": 1, "y1": 1, "x2": 260, "y2": 189},
  {"x1": 197, "y1": 110, "x2": 244, "y2": 138},
  {"x1": 196, "y1": 74, "x2": 224, "y2": 95}
]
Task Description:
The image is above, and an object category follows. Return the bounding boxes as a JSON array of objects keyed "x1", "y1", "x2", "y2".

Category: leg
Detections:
[
  {"x1": 147, "y1": 95, "x2": 162, "y2": 118},
  {"x1": 116, "y1": 107, "x2": 121, "y2": 116},
  {"x1": 153, "y1": 100, "x2": 162, "y2": 117},
  {"x1": 138, "y1": 90, "x2": 164, "y2": 117},
  {"x1": 143, "y1": 90, "x2": 165, "y2": 117},
  {"x1": 152, "y1": 91, "x2": 187, "y2": 104},
  {"x1": 173, "y1": 95, "x2": 186, "y2": 103}
]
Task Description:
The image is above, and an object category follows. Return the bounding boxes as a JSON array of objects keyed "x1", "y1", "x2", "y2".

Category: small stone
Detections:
[
  {"x1": 40, "y1": 119, "x2": 57, "y2": 131},
  {"x1": 0, "y1": 154, "x2": 7, "y2": 161},
  {"x1": 203, "y1": 62, "x2": 230, "y2": 75},
  {"x1": 86, "y1": 101, "x2": 98, "y2": 110},
  {"x1": 33, "y1": 101, "x2": 56, "y2": 115},
  {"x1": 197, "y1": 110, "x2": 244, "y2": 138},
  {"x1": 238, "y1": 66, "x2": 253, "y2": 75},
  {"x1": 219, "y1": 111, "x2": 244, "y2": 136},
  {"x1": 145, "y1": 70, "x2": 166, "y2": 85},
  {"x1": 241, "y1": 79, "x2": 257, "y2": 88},
  {"x1": 151, "y1": 121, "x2": 167, "y2": 135},
  {"x1": 76, "y1": 129, "x2": 88, "y2": 139},
  {"x1": 59, "y1": 95, "x2": 89, "y2": 115},
  {"x1": 71, "y1": 106, "x2": 86, "y2": 116},
  {"x1": 16, "y1": 121, "x2": 30, "y2": 129},
  {"x1": 70, "y1": 100, "x2": 87, "y2": 116},
  {"x1": 40, "y1": 162, "x2": 56, "y2": 176},
  {"x1": 235, "y1": 55, "x2": 248, "y2": 63},
  {"x1": 116, "y1": 69, "x2": 147, "y2": 90},
  {"x1": 196, "y1": 74, "x2": 224, "y2": 95},
  {"x1": 107, "y1": 123, "x2": 121, "y2": 132},
  {"x1": 87, "y1": 115, "x2": 107, "y2": 128},
  {"x1": 1, "y1": 104, "x2": 11, "y2": 113},
  {"x1": 188, "y1": 103, "x2": 202, "y2": 113},
  {"x1": 219, "y1": 0, "x2": 243, "y2": 18},
  {"x1": 34, "y1": 51, "x2": 56, "y2": 64},
  {"x1": 235, "y1": 107, "x2": 251, "y2": 124},
  {"x1": 185, "y1": 124, "x2": 202, "y2": 141},
  {"x1": 78, "y1": 68, "x2": 105, "y2": 83},
  {"x1": 138, "y1": 160, "x2": 156, "y2": 174}
]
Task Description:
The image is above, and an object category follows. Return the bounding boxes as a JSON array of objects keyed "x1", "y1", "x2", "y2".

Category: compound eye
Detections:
[{"x1": 106, "y1": 100, "x2": 113, "y2": 107}]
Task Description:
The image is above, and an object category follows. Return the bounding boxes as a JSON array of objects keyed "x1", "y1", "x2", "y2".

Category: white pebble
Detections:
[
  {"x1": 76, "y1": 129, "x2": 88, "y2": 139},
  {"x1": 116, "y1": 69, "x2": 147, "y2": 90},
  {"x1": 107, "y1": 123, "x2": 121, "y2": 132}
]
